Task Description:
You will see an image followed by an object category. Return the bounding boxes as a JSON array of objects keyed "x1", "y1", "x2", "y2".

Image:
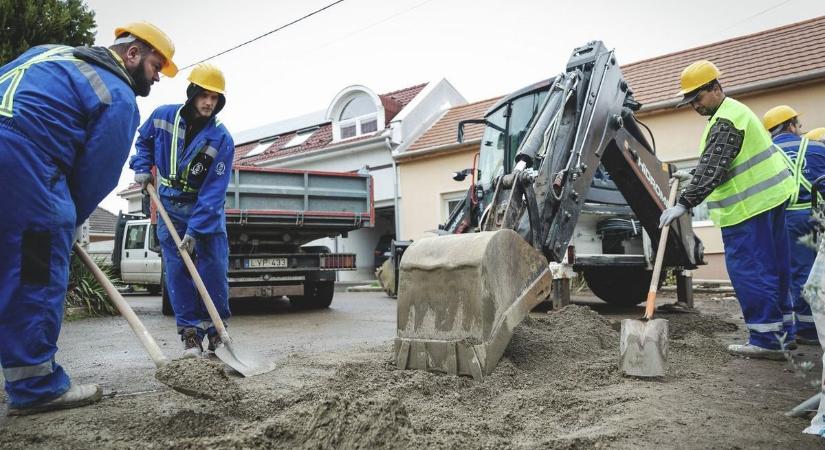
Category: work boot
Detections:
[
  {"x1": 181, "y1": 328, "x2": 203, "y2": 358},
  {"x1": 727, "y1": 343, "x2": 788, "y2": 361},
  {"x1": 7, "y1": 383, "x2": 102, "y2": 416},
  {"x1": 797, "y1": 336, "x2": 821, "y2": 346},
  {"x1": 206, "y1": 334, "x2": 223, "y2": 354}
]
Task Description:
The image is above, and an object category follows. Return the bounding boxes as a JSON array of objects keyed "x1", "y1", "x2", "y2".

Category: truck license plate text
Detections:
[{"x1": 246, "y1": 257, "x2": 288, "y2": 268}]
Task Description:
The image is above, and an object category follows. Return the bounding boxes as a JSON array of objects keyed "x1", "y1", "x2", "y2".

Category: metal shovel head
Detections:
[
  {"x1": 620, "y1": 318, "x2": 668, "y2": 377},
  {"x1": 395, "y1": 229, "x2": 551, "y2": 379},
  {"x1": 215, "y1": 341, "x2": 275, "y2": 377}
]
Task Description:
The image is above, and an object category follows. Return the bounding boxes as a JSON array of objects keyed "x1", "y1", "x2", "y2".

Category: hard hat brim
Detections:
[
  {"x1": 161, "y1": 60, "x2": 178, "y2": 78},
  {"x1": 676, "y1": 89, "x2": 701, "y2": 108}
]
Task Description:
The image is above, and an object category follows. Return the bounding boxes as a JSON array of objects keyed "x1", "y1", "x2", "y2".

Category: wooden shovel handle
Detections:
[
  {"x1": 74, "y1": 242, "x2": 168, "y2": 367},
  {"x1": 644, "y1": 178, "x2": 681, "y2": 319},
  {"x1": 146, "y1": 184, "x2": 231, "y2": 341}
]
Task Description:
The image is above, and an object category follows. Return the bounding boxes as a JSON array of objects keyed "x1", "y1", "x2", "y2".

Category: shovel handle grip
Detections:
[
  {"x1": 645, "y1": 178, "x2": 681, "y2": 319},
  {"x1": 74, "y1": 242, "x2": 169, "y2": 367},
  {"x1": 146, "y1": 184, "x2": 230, "y2": 341}
]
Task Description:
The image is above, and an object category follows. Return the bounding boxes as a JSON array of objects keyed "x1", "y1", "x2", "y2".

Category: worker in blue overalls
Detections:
[
  {"x1": 0, "y1": 22, "x2": 177, "y2": 415},
  {"x1": 764, "y1": 105, "x2": 825, "y2": 346},
  {"x1": 131, "y1": 63, "x2": 235, "y2": 358}
]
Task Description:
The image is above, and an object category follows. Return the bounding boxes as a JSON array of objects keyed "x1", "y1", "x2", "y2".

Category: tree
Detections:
[{"x1": 0, "y1": 0, "x2": 96, "y2": 66}]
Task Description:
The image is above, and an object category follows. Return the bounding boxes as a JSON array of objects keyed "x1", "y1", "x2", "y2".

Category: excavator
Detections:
[{"x1": 393, "y1": 41, "x2": 705, "y2": 379}]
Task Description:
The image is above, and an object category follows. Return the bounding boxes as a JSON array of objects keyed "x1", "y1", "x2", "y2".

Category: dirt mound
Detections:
[
  {"x1": 304, "y1": 394, "x2": 413, "y2": 448},
  {"x1": 0, "y1": 304, "x2": 761, "y2": 449},
  {"x1": 155, "y1": 358, "x2": 243, "y2": 402},
  {"x1": 657, "y1": 311, "x2": 739, "y2": 340}
]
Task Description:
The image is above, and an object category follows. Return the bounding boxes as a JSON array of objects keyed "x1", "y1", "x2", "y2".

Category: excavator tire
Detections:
[
  {"x1": 395, "y1": 229, "x2": 551, "y2": 379},
  {"x1": 582, "y1": 266, "x2": 654, "y2": 307}
]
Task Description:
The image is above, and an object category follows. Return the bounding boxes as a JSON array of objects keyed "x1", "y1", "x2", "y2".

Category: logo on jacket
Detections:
[
  {"x1": 216, "y1": 162, "x2": 226, "y2": 175},
  {"x1": 191, "y1": 162, "x2": 205, "y2": 176}
]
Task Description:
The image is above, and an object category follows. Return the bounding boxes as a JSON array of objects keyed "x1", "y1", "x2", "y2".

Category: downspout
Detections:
[{"x1": 387, "y1": 136, "x2": 401, "y2": 239}]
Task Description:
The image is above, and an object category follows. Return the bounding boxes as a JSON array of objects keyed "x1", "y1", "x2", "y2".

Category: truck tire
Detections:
[
  {"x1": 147, "y1": 284, "x2": 161, "y2": 296},
  {"x1": 160, "y1": 272, "x2": 174, "y2": 316},
  {"x1": 582, "y1": 267, "x2": 655, "y2": 307},
  {"x1": 289, "y1": 281, "x2": 334, "y2": 310}
]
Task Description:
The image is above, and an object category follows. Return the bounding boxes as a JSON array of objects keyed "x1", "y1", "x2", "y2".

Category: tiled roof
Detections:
[
  {"x1": 89, "y1": 207, "x2": 117, "y2": 235},
  {"x1": 623, "y1": 15, "x2": 825, "y2": 110},
  {"x1": 235, "y1": 83, "x2": 427, "y2": 165},
  {"x1": 406, "y1": 97, "x2": 502, "y2": 152}
]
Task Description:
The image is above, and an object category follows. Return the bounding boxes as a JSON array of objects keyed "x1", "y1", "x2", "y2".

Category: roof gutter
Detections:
[
  {"x1": 638, "y1": 67, "x2": 825, "y2": 114},
  {"x1": 393, "y1": 139, "x2": 481, "y2": 162}
]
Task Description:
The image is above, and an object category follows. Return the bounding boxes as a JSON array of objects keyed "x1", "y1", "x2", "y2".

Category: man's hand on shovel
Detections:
[{"x1": 179, "y1": 234, "x2": 196, "y2": 256}]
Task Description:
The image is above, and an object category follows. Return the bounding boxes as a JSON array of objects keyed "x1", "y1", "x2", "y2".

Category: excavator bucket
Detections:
[{"x1": 394, "y1": 229, "x2": 551, "y2": 379}]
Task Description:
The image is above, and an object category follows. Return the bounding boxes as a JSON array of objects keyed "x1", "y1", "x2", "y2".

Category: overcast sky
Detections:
[{"x1": 83, "y1": 0, "x2": 825, "y2": 213}]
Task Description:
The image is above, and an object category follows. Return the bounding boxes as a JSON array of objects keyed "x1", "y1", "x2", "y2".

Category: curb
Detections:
[{"x1": 346, "y1": 285, "x2": 384, "y2": 293}]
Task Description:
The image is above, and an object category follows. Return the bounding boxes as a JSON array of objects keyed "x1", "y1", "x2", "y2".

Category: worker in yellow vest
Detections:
[{"x1": 660, "y1": 60, "x2": 796, "y2": 359}]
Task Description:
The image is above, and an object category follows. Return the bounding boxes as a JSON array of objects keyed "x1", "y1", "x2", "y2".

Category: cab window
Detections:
[{"x1": 125, "y1": 224, "x2": 147, "y2": 250}]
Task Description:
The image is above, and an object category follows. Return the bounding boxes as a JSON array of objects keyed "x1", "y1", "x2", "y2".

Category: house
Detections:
[
  {"x1": 396, "y1": 97, "x2": 500, "y2": 240},
  {"x1": 397, "y1": 16, "x2": 825, "y2": 282},
  {"x1": 623, "y1": 15, "x2": 825, "y2": 281},
  {"x1": 233, "y1": 79, "x2": 467, "y2": 280}
]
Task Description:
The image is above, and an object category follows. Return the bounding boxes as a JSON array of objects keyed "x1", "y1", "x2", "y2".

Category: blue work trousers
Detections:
[
  {"x1": 156, "y1": 197, "x2": 230, "y2": 339},
  {"x1": 0, "y1": 129, "x2": 72, "y2": 407},
  {"x1": 721, "y1": 203, "x2": 791, "y2": 349},
  {"x1": 786, "y1": 209, "x2": 819, "y2": 341}
]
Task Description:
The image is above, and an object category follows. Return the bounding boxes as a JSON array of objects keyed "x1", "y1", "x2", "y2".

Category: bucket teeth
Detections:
[{"x1": 395, "y1": 230, "x2": 551, "y2": 378}]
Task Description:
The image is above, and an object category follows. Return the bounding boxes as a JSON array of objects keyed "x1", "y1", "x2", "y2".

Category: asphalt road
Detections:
[{"x1": 44, "y1": 292, "x2": 399, "y2": 397}]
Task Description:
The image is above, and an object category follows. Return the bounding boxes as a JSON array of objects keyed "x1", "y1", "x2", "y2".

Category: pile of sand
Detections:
[
  {"x1": 0, "y1": 305, "x2": 740, "y2": 449},
  {"x1": 155, "y1": 357, "x2": 243, "y2": 402}
]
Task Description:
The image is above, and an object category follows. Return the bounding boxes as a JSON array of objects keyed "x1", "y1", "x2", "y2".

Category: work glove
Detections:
[
  {"x1": 659, "y1": 204, "x2": 687, "y2": 228},
  {"x1": 179, "y1": 234, "x2": 196, "y2": 256},
  {"x1": 135, "y1": 172, "x2": 153, "y2": 191}
]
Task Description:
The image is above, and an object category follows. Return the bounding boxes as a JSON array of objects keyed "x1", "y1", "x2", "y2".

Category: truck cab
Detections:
[{"x1": 112, "y1": 213, "x2": 162, "y2": 294}]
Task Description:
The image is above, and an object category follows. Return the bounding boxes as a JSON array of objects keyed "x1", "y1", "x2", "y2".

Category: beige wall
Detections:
[
  {"x1": 398, "y1": 146, "x2": 475, "y2": 240},
  {"x1": 639, "y1": 80, "x2": 825, "y2": 281}
]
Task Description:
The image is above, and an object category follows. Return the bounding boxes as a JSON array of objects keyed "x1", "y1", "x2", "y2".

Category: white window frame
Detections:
[
  {"x1": 337, "y1": 113, "x2": 378, "y2": 141},
  {"x1": 245, "y1": 138, "x2": 277, "y2": 158},
  {"x1": 441, "y1": 190, "x2": 467, "y2": 222},
  {"x1": 282, "y1": 128, "x2": 317, "y2": 149}
]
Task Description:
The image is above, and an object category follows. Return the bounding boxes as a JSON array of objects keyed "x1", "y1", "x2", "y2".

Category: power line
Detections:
[
  {"x1": 178, "y1": 0, "x2": 346, "y2": 71},
  {"x1": 716, "y1": 0, "x2": 793, "y2": 35}
]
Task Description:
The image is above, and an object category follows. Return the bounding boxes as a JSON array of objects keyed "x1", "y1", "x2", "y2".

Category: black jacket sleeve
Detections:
[{"x1": 678, "y1": 118, "x2": 744, "y2": 208}]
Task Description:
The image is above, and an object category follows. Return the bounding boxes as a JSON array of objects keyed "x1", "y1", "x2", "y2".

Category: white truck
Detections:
[{"x1": 112, "y1": 166, "x2": 374, "y2": 315}]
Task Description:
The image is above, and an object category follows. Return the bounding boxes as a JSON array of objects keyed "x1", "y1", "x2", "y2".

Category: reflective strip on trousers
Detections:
[
  {"x1": 783, "y1": 314, "x2": 794, "y2": 323},
  {"x1": 706, "y1": 170, "x2": 791, "y2": 210},
  {"x1": 746, "y1": 322, "x2": 784, "y2": 333},
  {"x1": 721, "y1": 145, "x2": 778, "y2": 184},
  {"x1": 798, "y1": 314, "x2": 816, "y2": 323},
  {"x1": 2, "y1": 358, "x2": 54, "y2": 382},
  {"x1": 177, "y1": 321, "x2": 215, "y2": 333}
]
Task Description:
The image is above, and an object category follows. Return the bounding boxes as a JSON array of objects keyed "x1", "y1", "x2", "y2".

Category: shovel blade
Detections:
[
  {"x1": 620, "y1": 318, "x2": 668, "y2": 377},
  {"x1": 215, "y1": 342, "x2": 275, "y2": 377}
]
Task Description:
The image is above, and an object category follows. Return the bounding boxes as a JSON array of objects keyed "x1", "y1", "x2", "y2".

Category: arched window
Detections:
[{"x1": 337, "y1": 93, "x2": 378, "y2": 139}]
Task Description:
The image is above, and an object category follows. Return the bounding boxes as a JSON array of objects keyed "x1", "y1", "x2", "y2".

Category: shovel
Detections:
[
  {"x1": 619, "y1": 176, "x2": 680, "y2": 377},
  {"x1": 146, "y1": 184, "x2": 275, "y2": 377}
]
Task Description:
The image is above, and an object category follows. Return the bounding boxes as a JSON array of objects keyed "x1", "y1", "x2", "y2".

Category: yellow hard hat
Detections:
[
  {"x1": 805, "y1": 127, "x2": 825, "y2": 141},
  {"x1": 678, "y1": 60, "x2": 721, "y2": 99},
  {"x1": 114, "y1": 22, "x2": 178, "y2": 77},
  {"x1": 762, "y1": 105, "x2": 799, "y2": 131},
  {"x1": 187, "y1": 63, "x2": 225, "y2": 94}
]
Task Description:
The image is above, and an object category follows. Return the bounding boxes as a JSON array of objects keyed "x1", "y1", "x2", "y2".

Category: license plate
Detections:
[{"x1": 245, "y1": 257, "x2": 288, "y2": 268}]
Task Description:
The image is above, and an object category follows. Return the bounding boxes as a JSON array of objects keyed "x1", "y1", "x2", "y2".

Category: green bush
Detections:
[{"x1": 65, "y1": 252, "x2": 120, "y2": 316}]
